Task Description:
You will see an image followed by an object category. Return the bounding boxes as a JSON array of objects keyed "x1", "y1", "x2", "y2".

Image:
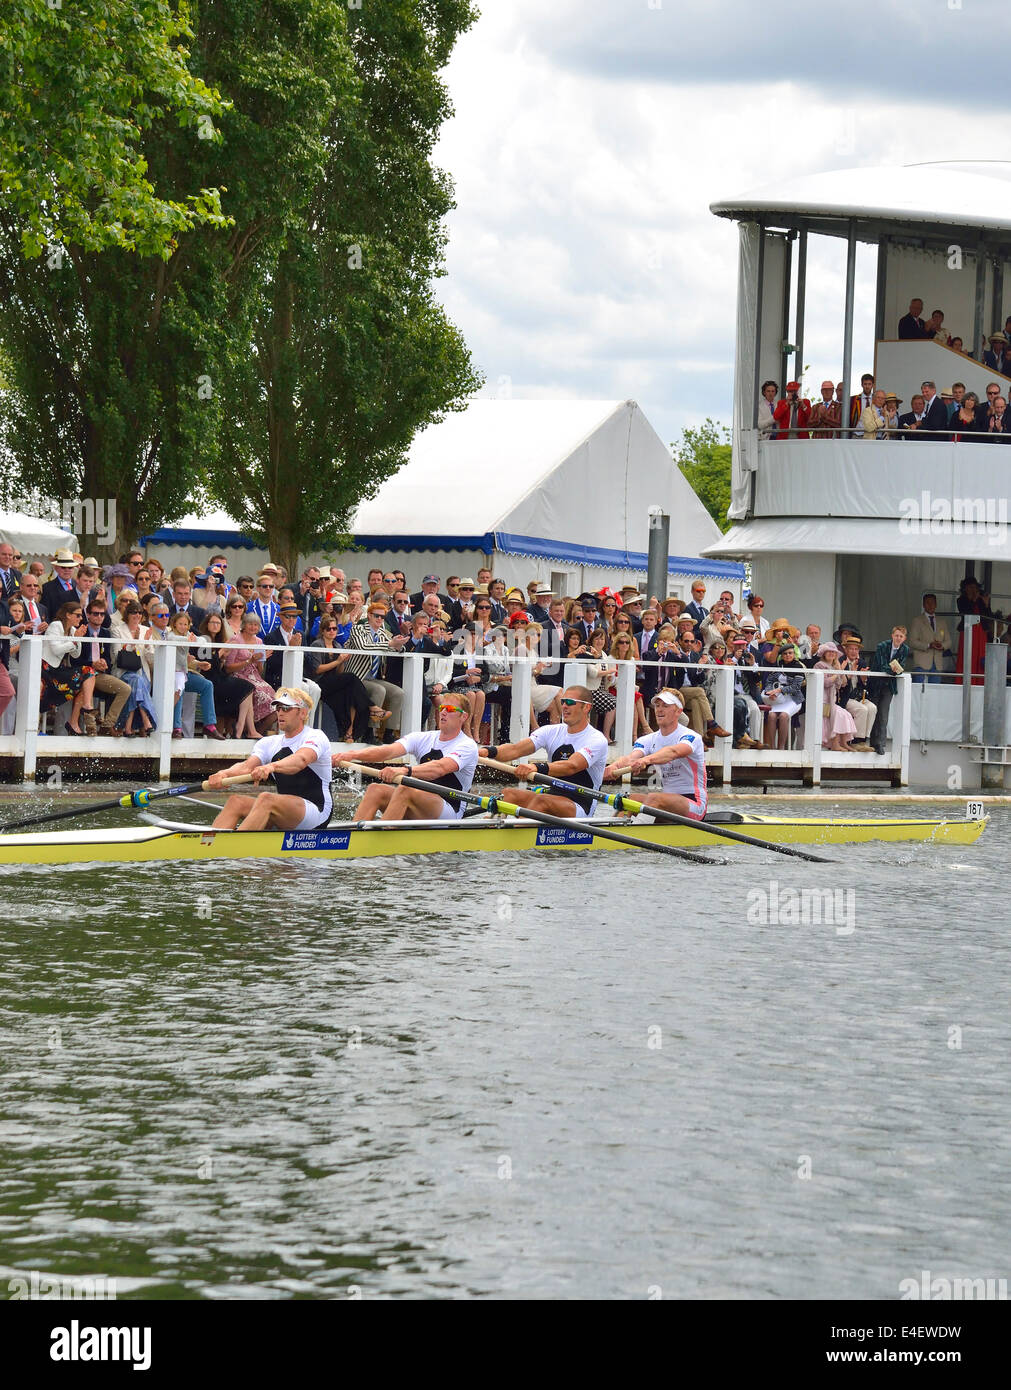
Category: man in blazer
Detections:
[
  {"x1": 295, "y1": 567, "x2": 325, "y2": 634},
  {"x1": 573, "y1": 598, "x2": 599, "y2": 644},
  {"x1": 849, "y1": 373, "x2": 876, "y2": 433},
  {"x1": 982, "y1": 333, "x2": 1009, "y2": 371},
  {"x1": 907, "y1": 596, "x2": 949, "y2": 683},
  {"x1": 919, "y1": 381, "x2": 949, "y2": 437},
  {"x1": 68, "y1": 595, "x2": 131, "y2": 735},
  {"x1": 898, "y1": 299, "x2": 926, "y2": 339},
  {"x1": 0, "y1": 541, "x2": 22, "y2": 600},
  {"x1": 42, "y1": 549, "x2": 81, "y2": 616},
  {"x1": 773, "y1": 382, "x2": 811, "y2": 439},
  {"x1": 636, "y1": 608, "x2": 663, "y2": 700},
  {"x1": 167, "y1": 580, "x2": 206, "y2": 629},
  {"x1": 263, "y1": 603, "x2": 304, "y2": 687},
  {"x1": 869, "y1": 626, "x2": 912, "y2": 755},
  {"x1": 681, "y1": 581, "x2": 709, "y2": 630},
  {"x1": 528, "y1": 587, "x2": 553, "y2": 624},
  {"x1": 15, "y1": 573, "x2": 48, "y2": 631},
  {"x1": 410, "y1": 574, "x2": 450, "y2": 612},
  {"x1": 537, "y1": 598, "x2": 570, "y2": 689},
  {"x1": 898, "y1": 393, "x2": 929, "y2": 438}
]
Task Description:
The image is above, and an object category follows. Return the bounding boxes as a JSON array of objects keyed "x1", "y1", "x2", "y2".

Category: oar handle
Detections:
[
  {"x1": 200, "y1": 773, "x2": 258, "y2": 790},
  {"x1": 479, "y1": 754, "x2": 544, "y2": 777},
  {"x1": 344, "y1": 760, "x2": 406, "y2": 781}
]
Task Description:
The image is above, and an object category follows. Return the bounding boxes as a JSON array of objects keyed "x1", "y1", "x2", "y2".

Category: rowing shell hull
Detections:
[{"x1": 0, "y1": 815, "x2": 987, "y2": 867}]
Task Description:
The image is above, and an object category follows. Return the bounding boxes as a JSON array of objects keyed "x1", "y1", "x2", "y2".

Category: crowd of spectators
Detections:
[
  {"x1": 0, "y1": 542, "x2": 990, "y2": 754},
  {"x1": 759, "y1": 297, "x2": 1011, "y2": 440}
]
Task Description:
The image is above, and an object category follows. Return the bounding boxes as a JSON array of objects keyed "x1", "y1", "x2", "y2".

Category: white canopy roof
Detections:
[
  {"x1": 0, "y1": 510, "x2": 76, "y2": 555},
  {"x1": 350, "y1": 398, "x2": 734, "y2": 573},
  {"x1": 704, "y1": 516, "x2": 1011, "y2": 565},
  {"x1": 711, "y1": 161, "x2": 1011, "y2": 238},
  {"x1": 146, "y1": 400, "x2": 742, "y2": 578}
]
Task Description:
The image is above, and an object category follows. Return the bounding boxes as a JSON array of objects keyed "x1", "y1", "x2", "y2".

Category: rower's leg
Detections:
[
  {"x1": 508, "y1": 788, "x2": 579, "y2": 818},
  {"x1": 239, "y1": 793, "x2": 313, "y2": 831},
  {"x1": 355, "y1": 784, "x2": 395, "y2": 819},
  {"x1": 383, "y1": 785, "x2": 448, "y2": 821},
  {"x1": 212, "y1": 794, "x2": 256, "y2": 829},
  {"x1": 640, "y1": 791, "x2": 703, "y2": 819}
]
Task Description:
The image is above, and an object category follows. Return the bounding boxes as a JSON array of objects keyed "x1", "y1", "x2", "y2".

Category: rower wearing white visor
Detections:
[
  {"x1": 603, "y1": 687, "x2": 708, "y2": 819},
  {"x1": 207, "y1": 687, "x2": 333, "y2": 830},
  {"x1": 333, "y1": 695, "x2": 479, "y2": 821},
  {"x1": 477, "y1": 685, "x2": 608, "y2": 817}
]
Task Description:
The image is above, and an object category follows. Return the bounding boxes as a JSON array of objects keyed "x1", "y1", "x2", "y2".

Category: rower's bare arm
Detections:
[
  {"x1": 207, "y1": 756, "x2": 262, "y2": 789},
  {"x1": 333, "y1": 741, "x2": 406, "y2": 766},
  {"x1": 547, "y1": 751, "x2": 589, "y2": 779},
  {"x1": 480, "y1": 737, "x2": 536, "y2": 762},
  {"x1": 409, "y1": 756, "x2": 460, "y2": 782},
  {"x1": 263, "y1": 746, "x2": 317, "y2": 779}
]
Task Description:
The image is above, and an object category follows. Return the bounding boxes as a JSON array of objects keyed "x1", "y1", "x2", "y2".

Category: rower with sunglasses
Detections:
[
  {"x1": 333, "y1": 696, "x2": 479, "y2": 821},
  {"x1": 208, "y1": 687, "x2": 333, "y2": 830},
  {"x1": 477, "y1": 685, "x2": 608, "y2": 818}
]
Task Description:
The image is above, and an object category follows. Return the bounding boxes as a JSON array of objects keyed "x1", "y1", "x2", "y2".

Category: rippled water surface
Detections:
[{"x1": 1, "y1": 787, "x2": 1009, "y2": 1299}]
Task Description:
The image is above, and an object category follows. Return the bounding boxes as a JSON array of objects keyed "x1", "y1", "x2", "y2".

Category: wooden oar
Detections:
[
  {"x1": 0, "y1": 775, "x2": 256, "y2": 834},
  {"x1": 344, "y1": 762, "x2": 722, "y2": 865},
  {"x1": 479, "y1": 757, "x2": 834, "y2": 864}
]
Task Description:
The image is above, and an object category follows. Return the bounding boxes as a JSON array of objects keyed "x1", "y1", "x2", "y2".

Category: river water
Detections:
[{"x1": 0, "y1": 788, "x2": 1008, "y2": 1300}]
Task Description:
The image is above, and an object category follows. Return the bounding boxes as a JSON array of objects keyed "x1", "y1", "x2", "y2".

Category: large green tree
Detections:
[
  {"x1": 0, "y1": 0, "x2": 479, "y2": 563},
  {"x1": 673, "y1": 419, "x2": 733, "y2": 534},
  {"x1": 210, "y1": 0, "x2": 482, "y2": 571},
  {"x1": 0, "y1": 0, "x2": 230, "y2": 258}
]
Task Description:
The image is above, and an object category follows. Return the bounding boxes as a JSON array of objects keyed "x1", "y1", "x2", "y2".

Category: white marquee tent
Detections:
[
  {"x1": 142, "y1": 400, "x2": 743, "y2": 595},
  {"x1": 0, "y1": 510, "x2": 76, "y2": 558}
]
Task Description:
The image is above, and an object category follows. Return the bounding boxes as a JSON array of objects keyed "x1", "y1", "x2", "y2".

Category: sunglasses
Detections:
[
  {"x1": 559, "y1": 698, "x2": 590, "y2": 706},
  {"x1": 438, "y1": 703, "x2": 467, "y2": 715},
  {"x1": 475, "y1": 604, "x2": 492, "y2": 611}
]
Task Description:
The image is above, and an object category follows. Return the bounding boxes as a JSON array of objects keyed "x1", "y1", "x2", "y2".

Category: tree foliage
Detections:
[
  {"x1": 0, "y1": 0, "x2": 480, "y2": 564},
  {"x1": 0, "y1": 0, "x2": 231, "y2": 259},
  {"x1": 209, "y1": 0, "x2": 482, "y2": 572},
  {"x1": 673, "y1": 419, "x2": 733, "y2": 534}
]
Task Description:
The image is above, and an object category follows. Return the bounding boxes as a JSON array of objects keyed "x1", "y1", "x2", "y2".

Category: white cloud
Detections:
[{"x1": 433, "y1": 0, "x2": 1007, "y2": 448}]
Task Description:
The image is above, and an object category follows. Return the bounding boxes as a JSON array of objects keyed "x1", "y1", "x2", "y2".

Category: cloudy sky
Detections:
[{"x1": 433, "y1": 0, "x2": 996, "y2": 449}]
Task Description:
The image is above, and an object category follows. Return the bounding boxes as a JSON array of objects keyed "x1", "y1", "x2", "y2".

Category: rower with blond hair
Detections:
[{"x1": 207, "y1": 687, "x2": 332, "y2": 831}]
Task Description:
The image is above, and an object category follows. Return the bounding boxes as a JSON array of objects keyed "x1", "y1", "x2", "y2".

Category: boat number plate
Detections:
[
  {"x1": 281, "y1": 830, "x2": 352, "y2": 851},
  {"x1": 965, "y1": 800, "x2": 984, "y2": 820},
  {"x1": 535, "y1": 827, "x2": 595, "y2": 846}
]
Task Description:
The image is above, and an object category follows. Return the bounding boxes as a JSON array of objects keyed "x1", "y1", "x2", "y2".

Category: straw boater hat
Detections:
[
  {"x1": 884, "y1": 392, "x2": 902, "y2": 404},
  {"x1": 52, "y1": 548, "x2": 78, "y2": 567},
  {"x1": 504, "y1": 588, "x2": 525, "y2": 603},
  {"x1": 990, "y1": 332, "x2": 1008, "y2": 344}
]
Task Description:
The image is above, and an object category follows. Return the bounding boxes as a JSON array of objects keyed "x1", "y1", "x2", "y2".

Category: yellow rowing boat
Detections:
[{"x1": 0, "y1": 812, "x2": 987, "y2": 867}]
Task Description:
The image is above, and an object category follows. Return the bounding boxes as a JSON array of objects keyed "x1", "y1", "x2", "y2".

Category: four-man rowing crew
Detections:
[
  {"x1": 207, "y1": 683, "x2": 775, "y2": 867},
  {"x1": 208, "y1": 684, "x2": 709, "y2": 833},
  {"x1": 0, "y1": 684, "x2": 988, "y2": 866}
]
